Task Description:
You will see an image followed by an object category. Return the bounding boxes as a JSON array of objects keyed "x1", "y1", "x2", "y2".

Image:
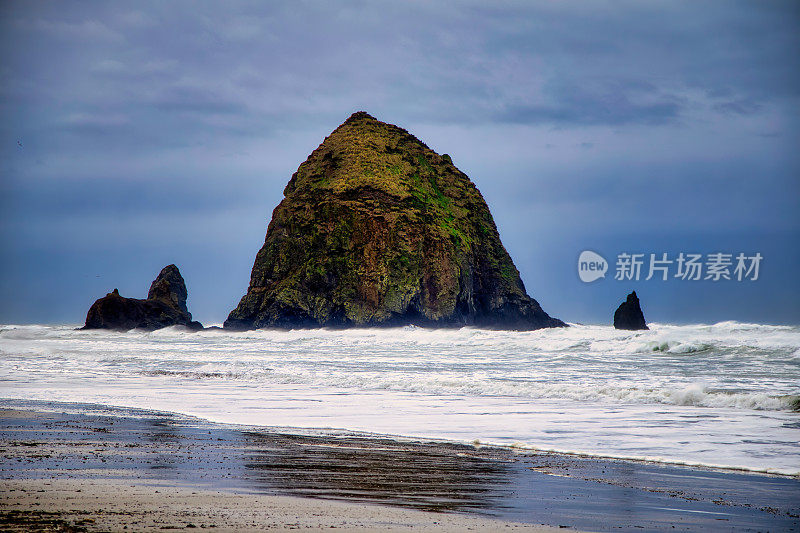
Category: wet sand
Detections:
[{"x1": 1, "y1": 405, "x2": 799, "y2": 531}]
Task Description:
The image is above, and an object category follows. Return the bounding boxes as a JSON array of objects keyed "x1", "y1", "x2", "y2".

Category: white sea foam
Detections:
[{"x1": 0, "y1": 322, "x2": 798, "y2": 475}]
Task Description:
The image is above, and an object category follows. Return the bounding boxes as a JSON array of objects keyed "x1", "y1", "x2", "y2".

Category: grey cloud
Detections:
[
  {"x1": 496, "y1": 87, "x2": 683, "y2": 126},
  {"x1": 4, "y1": 1, "x2": 797, "y2": 133},
  {"x1": 713, "y1": 99, "x2": 763, "y2": 116},
  {"x1": 15, "y1": 17, "x2": 123, "y2": 42},
  {"x1": 62, "y1": 112, "x2": 130, "y2": 128},
  {"x1": 150, "y1": 86, "x2": 248, "y2": 115}
]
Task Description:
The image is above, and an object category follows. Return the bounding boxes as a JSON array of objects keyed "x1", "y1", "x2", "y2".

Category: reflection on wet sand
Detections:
[{"x1": 240, "y1": 432, "x2": 517, "y2": 512}]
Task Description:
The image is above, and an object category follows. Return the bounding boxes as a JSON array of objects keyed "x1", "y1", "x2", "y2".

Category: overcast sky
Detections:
[{"x1": 1, "y1": 1, "x2": 798, "y2": 325}]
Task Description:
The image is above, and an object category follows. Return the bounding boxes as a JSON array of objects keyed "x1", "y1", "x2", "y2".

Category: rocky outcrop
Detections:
[
  {"x1": 147, "y1": 264, "x2": 190, "y2": 316},
  {"x1": 613, "y1": 291, "x2": 648, "y2": 330},
  {"x1": 83, "y1": 265, "x2": 202, "y2": 331},
  {"x1": 225, "y1": 111, "x2": 564, "y2": 330}
]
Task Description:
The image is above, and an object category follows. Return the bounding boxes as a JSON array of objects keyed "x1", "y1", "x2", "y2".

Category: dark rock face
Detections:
[
  {"x1": 83, "y1": 265, "x2": 202, "y2": 331},
  {"x1": 147, "y1": 264, "x2": 189, "y2": 316},
  {"x1": 614, "y1": 291, "x2": 648, "y2": 330},
  {"x1": 225, "y1": 111, "x2": 564, "y2": 330}
]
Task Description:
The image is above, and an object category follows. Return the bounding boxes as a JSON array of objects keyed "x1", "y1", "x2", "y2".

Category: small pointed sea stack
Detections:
[
  {"x1": 83, "y1": 264, "x2": 202, "y2": 331},
  {"x1": 225, "y1": 111, "x2": 564, "y2": 330},
  {"x1": 613, "y1": 291, "x2": 648, "y2": 330}
]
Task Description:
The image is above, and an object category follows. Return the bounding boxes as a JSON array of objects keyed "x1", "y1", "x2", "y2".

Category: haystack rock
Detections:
[
  {"x1": 613, "y1": 291, "x2": 648, "y2": 330},
  {"x1": 83, "y1": 265, "x2": 202, "y2": 331},
  {"x1": 225, "y1": 111, "x2": 564, "y2": 330}
]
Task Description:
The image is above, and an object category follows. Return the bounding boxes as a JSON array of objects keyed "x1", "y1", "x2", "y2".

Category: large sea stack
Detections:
[
  {"x1": 225, "y1": 112, "x2": 564, "y2": 330},
  {"x1": 83, "y1": 265, "x2": 202, "y2": 331},
  {"x1": 613, "y1": 291, "x2": 648, "y2": 330}
]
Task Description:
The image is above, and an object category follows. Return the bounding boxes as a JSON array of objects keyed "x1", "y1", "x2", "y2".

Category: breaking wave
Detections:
[{"x1": 137, "y1": 367, "x2": 798, "y2": 411}]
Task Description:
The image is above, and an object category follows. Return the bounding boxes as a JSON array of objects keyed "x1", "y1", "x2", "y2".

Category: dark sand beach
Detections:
[{"x1": 1, "y1": 405, "x2": 798, "y2": 531}]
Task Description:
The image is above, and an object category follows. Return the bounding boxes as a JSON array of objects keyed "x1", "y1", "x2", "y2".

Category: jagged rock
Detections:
[
  {"x1": 225, "y1": 111, "x2": 564, "y2": 330},
  {"x1": 613, "y1": 291, "x2": 648, "y2": 330},
  {"x1": 83, "y1": 265, "x2": 202, "y2": 331},
  {"x1": 147, "y1": 264, "x2": 189, "y2": 316}
]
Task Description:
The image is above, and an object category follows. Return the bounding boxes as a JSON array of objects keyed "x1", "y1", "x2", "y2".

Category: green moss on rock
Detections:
[{"x1": 225, "y1": 111, "x2": 564, "y2": 330}]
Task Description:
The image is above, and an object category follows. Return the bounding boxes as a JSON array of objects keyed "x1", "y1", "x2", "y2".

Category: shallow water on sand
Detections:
[{"x1": 0, "y1": 321, "x2": 798, "y2": 475}]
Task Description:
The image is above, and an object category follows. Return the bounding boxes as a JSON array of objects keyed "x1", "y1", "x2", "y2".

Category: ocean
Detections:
[{"x1": 1, "y1": 321, "x2": 798, "y2": 476}]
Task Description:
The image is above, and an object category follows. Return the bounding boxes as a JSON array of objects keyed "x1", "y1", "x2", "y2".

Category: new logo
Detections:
[{"x1": 578, "y1": 250, "x2": 608, "y2": 283}]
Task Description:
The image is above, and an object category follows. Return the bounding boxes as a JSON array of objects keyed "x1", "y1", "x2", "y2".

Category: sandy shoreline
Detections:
[
  {"x1": 2, "y1": 405, "x2": 799, "y2": 531},
  {"x1": 1, "y1": 478, "x2": 566, "y2": 532}
]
